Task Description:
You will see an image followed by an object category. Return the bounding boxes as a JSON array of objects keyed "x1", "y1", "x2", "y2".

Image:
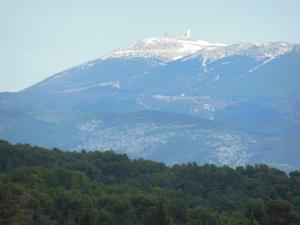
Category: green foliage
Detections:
[{"x1": 0, "y1": 139, "x2": 299, "y2": 225}]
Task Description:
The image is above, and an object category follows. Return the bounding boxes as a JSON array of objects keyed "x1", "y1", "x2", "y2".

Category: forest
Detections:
[{"x1": 0, "y1": 139, "x2": 300, "y2": 225}]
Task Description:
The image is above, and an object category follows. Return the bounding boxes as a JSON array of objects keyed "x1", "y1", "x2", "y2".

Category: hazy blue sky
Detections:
[{"x1": 1, "y1": 0, "x2": 300, "y2": 92}]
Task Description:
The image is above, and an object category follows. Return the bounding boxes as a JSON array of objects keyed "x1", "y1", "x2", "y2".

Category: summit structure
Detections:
[{"x1": 185, "y1": 29, "x2": 191, "y2": 38}]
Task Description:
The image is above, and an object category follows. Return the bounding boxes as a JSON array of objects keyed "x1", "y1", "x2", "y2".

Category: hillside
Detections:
[{"x1": 0, "y1": 139, "x2": 300, "y2": 225}]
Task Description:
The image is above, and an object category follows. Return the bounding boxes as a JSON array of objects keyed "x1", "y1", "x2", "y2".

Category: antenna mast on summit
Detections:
[{"x1": 186, "y1": 29, "x2": 191, "y2": 38}]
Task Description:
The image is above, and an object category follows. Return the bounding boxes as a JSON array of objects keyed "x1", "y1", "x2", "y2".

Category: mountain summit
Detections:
[{"x1": 105, "y1": 31, "x2": 226, "y2": 61}]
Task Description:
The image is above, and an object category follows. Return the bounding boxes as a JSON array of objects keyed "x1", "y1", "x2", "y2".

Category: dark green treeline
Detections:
[{"x1": 0, "y1": 139, "x2": 300, "y2": 225}]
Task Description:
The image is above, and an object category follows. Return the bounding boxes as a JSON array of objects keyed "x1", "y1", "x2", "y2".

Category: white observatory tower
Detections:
[{"x1": 186, "y1": 29, "x2": 191, "y2": 38}]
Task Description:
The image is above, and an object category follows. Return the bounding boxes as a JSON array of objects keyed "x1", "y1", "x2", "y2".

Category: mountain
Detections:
[{"x1": 0, "y1": 32, "x2": 300, "y2": 170}]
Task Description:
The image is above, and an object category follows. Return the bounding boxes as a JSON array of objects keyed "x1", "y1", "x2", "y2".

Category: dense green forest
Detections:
[{"x1": 0, "y1": 139, "x2": 300, "y2": 225}]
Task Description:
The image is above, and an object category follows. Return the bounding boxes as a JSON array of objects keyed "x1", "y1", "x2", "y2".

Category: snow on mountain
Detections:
[
  {"x1": 104, "y1": 31, "x2": 226, "y2": 61},
  {"x1": 61, "y1": 81, "x2": 121, "y2": 93},
  {"x1": 184, "y1": 42, "x2": 296, "y2": 62},
  {"x1": 177, "y1": 41, "x2": 298, "y2": 75}
]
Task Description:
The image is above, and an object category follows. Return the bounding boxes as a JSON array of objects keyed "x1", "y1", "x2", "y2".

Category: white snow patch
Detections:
[
  {"x1": 152, "y1": 95, "x2": 198, "y2": 102},
  {"x1": 202, "y1": 58, "x2": 208, "y2": 72},
  {"x1": 221, "y1": 61, "x2": 231, "y2": 65},
  {"x1": 249, "y1": 57, "x2": 275, "y2": 73},
  {"x1": 203, "y1": 103, "x2": 215, "y2": 112},
  {"x1": 62, "y1": 81, "x2": 121, "y2": 93},
  {"x1": 214, "y1": 74, "x2": 220, "y2": 81}
]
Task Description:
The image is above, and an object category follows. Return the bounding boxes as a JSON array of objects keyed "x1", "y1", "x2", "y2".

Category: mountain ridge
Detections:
[{"x1": 0, "y1": 34, "x2": 299, "y2": 171}]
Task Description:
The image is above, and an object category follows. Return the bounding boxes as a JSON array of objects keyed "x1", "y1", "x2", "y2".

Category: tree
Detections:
[
  {"x1": 154, "y1": 202, "x2": 169, "y2": 225},
  {"x1": 246, "y1": 199, "x2": 268, "y2": 225}
]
